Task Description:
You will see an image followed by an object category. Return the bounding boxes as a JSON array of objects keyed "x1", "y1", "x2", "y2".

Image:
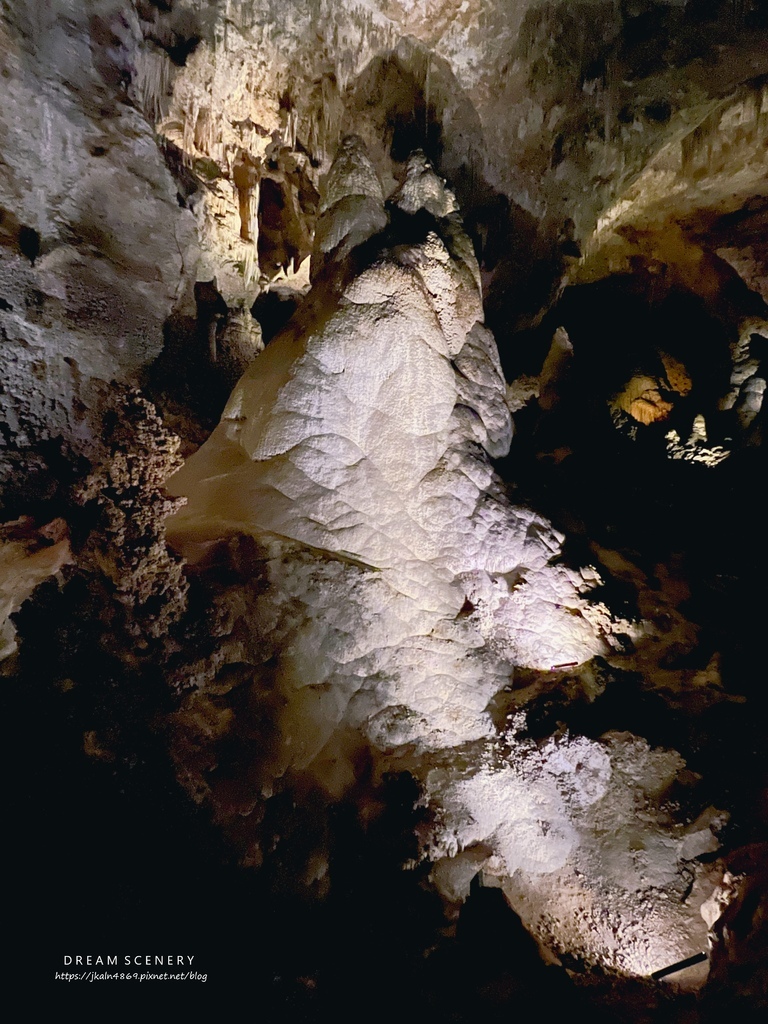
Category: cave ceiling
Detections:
[{"x1": 2, "y1": 0, "x2": 768, "y2": 1016}]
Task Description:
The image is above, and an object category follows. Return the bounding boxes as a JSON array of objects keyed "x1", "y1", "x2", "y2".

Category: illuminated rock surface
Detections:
[
  {"x1": 0, "y1": 517, "x2": 70, "y2": 658},
  {"x1": 3, "y1": 1, "x2": 768, "y2": 1017},
  {"x1": 167, "y1": 141, "x2": 717, "y2": 979},
  {"x1": 167, "y1": 145, "x2": 612, "y2": 754}
]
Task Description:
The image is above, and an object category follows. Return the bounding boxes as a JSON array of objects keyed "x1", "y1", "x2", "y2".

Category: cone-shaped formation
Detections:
[
  {"x1": 165, "y1": 139, "x2": 717, "y2": 979},
  {"x1": 167, "y1": 140, "x2": 602, "y2": 684},
  {"x1": 390, "y1": 150, "x2": 459, "y2": 219},
  {"x1": 311, "y1": 134, "x2": 388, "y2": 279},
  {"x1": 319, "y1": 134, "x2": 385, "y2": 214}
]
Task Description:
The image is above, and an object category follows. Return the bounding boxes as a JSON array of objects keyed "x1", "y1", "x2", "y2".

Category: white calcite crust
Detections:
[
  {"x1": 166, "y1": 143, "x2": 716, "y2": 976},
  {"x1": 427, "y1": 725, "x2": 719, "y2": 977},
  {"x1": 168, "y1": 146, "x2": 609, "y2": 759}
]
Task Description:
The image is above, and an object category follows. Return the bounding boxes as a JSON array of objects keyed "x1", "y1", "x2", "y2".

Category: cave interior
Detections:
[{"x1": 3, "y1": 0, "x2": 768, "y2": 1016}]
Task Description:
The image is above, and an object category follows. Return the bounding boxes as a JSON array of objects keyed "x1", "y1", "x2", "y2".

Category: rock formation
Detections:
[
  {"x1": 165, "y1": 140, "x2": 718, "y2": 980},
  {"x1": 166, "y1": 145, "x2": 610, "y2": 760},
  {"x1": 3, "y1": 1, "x2": 768, "y2": 1017}
]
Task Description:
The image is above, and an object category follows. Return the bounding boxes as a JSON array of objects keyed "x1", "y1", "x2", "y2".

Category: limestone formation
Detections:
[
  {"x1": 164, "y1": 140, "x2": 718, "y2": 977},
  {"x1": 3, "y1": 2, "x2": 768, "y2": 1016},
  {"x1": 167, "y1": 145, "x2": 613, "y2": 758},
  {"x1": 0, "y1": 516, "x2": 70, "y2": 660}
]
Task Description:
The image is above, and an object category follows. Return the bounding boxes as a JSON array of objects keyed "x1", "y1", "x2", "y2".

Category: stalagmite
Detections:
[
  {"x1": 164, "y1": 139, "x2": 717, "y2": 974},
  {"x1": 168, "y1": 143, "x2": 612, "y2": 768},
  {"x1": 7, "y1": 1, "x2": 768, "y2": 1012}
]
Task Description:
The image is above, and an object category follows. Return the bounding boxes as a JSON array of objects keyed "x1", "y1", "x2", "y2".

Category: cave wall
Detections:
[
  {"x1": 0, "y1": 0, "x2": 197, "y2": 507},
  {"x1": 3, "y1": 0, "x2": 768, "y2": 503}
]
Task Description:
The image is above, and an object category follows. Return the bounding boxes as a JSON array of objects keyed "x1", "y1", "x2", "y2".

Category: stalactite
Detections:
[
  {"x1": 250, "y1": 179, "x2": 261, "y2": 250},
  {"x1": 242, "y1": 242, "x2": 258, "y2": 290},
  {"x1": 133, "y1": 48, "x2": 174, "y2": 125},
  {"x1": 194, "y1": 107, "x2": 213, "y2": 155},
  {"x1": 424, "y1": 54, "x2": 431, "y2": 136},
  {"x1": 682, "y1": 105, "x2": 721, "y2": 175},
  {"x1": 604, "y1": 57, "x2": 615, "y2": 146},
  {"x1": 182, "y1": 96, "x2": 199, "y2": 156}
]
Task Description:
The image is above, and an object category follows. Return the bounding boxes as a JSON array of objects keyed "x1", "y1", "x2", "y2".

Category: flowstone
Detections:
[
  {"x1": 167, "y1": 138, "x2": 721, "y2": 976},
  {"x1": 168, "y1": 139, "x2": 611, "y2": 756}
]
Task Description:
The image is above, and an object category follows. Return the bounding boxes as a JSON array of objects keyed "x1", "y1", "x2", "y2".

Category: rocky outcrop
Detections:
[
  {"x1": 0, "y1": 0, "x2": 197, "y2": 505},
  {"x1": 427, "y1": 724, "x2": 723, "y2": 979},
  {"x1": 4, "y1": 0, "x2": 766, "y2": 503},
  {"x1": 73, "y1": 387, "x2": 189, "y2": 638}
]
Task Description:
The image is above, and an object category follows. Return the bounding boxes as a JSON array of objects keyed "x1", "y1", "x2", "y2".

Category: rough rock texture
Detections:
[
  {"x1": 167, "y1": 146, "x2": 615, "y2": 757},
  {"x1": 3, "y1": 1, "x2": 768, "y2": 1015},
  {"x1": 0, "y1": 0, "x2": 197, "y2": 505},
  {"x1": 0, "y1": 516, "x2": 70, "y2": 659},
  {"x1": 311, "y1": 134, "x2": 388, "y2": 279},
  {"x1": 10, "y1": 387, "x2": 190, "y2": 791},
  {"x1": 426, "y1": 724, "x2": 721, "y2": 978},
  {"x1": 131, "y1": 0, "x2": 768, "y2": 339},
  {"x1": 3, "y1": 0, "x2": 767, "y2": 494},
  {"x1": 2, "y1": 1, "x2": 767, "y2": 444},
  {"x1": 73, "y1": 388, "x2": 189, "y2": 637},
  {"x1": 165, "y1": 142, "x2": 719, "y2": 977}
]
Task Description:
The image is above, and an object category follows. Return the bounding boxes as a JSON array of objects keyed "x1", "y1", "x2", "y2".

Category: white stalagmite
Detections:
[
  {"x1": 311, "y1": 134, "x2": 388, "y2": 278},
  {"x1": 166, "y1": 138, "x2": 716, "y2": 975},
  {"x1": 167, "y1": 139, "x2": 609, "y2": 754}
]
